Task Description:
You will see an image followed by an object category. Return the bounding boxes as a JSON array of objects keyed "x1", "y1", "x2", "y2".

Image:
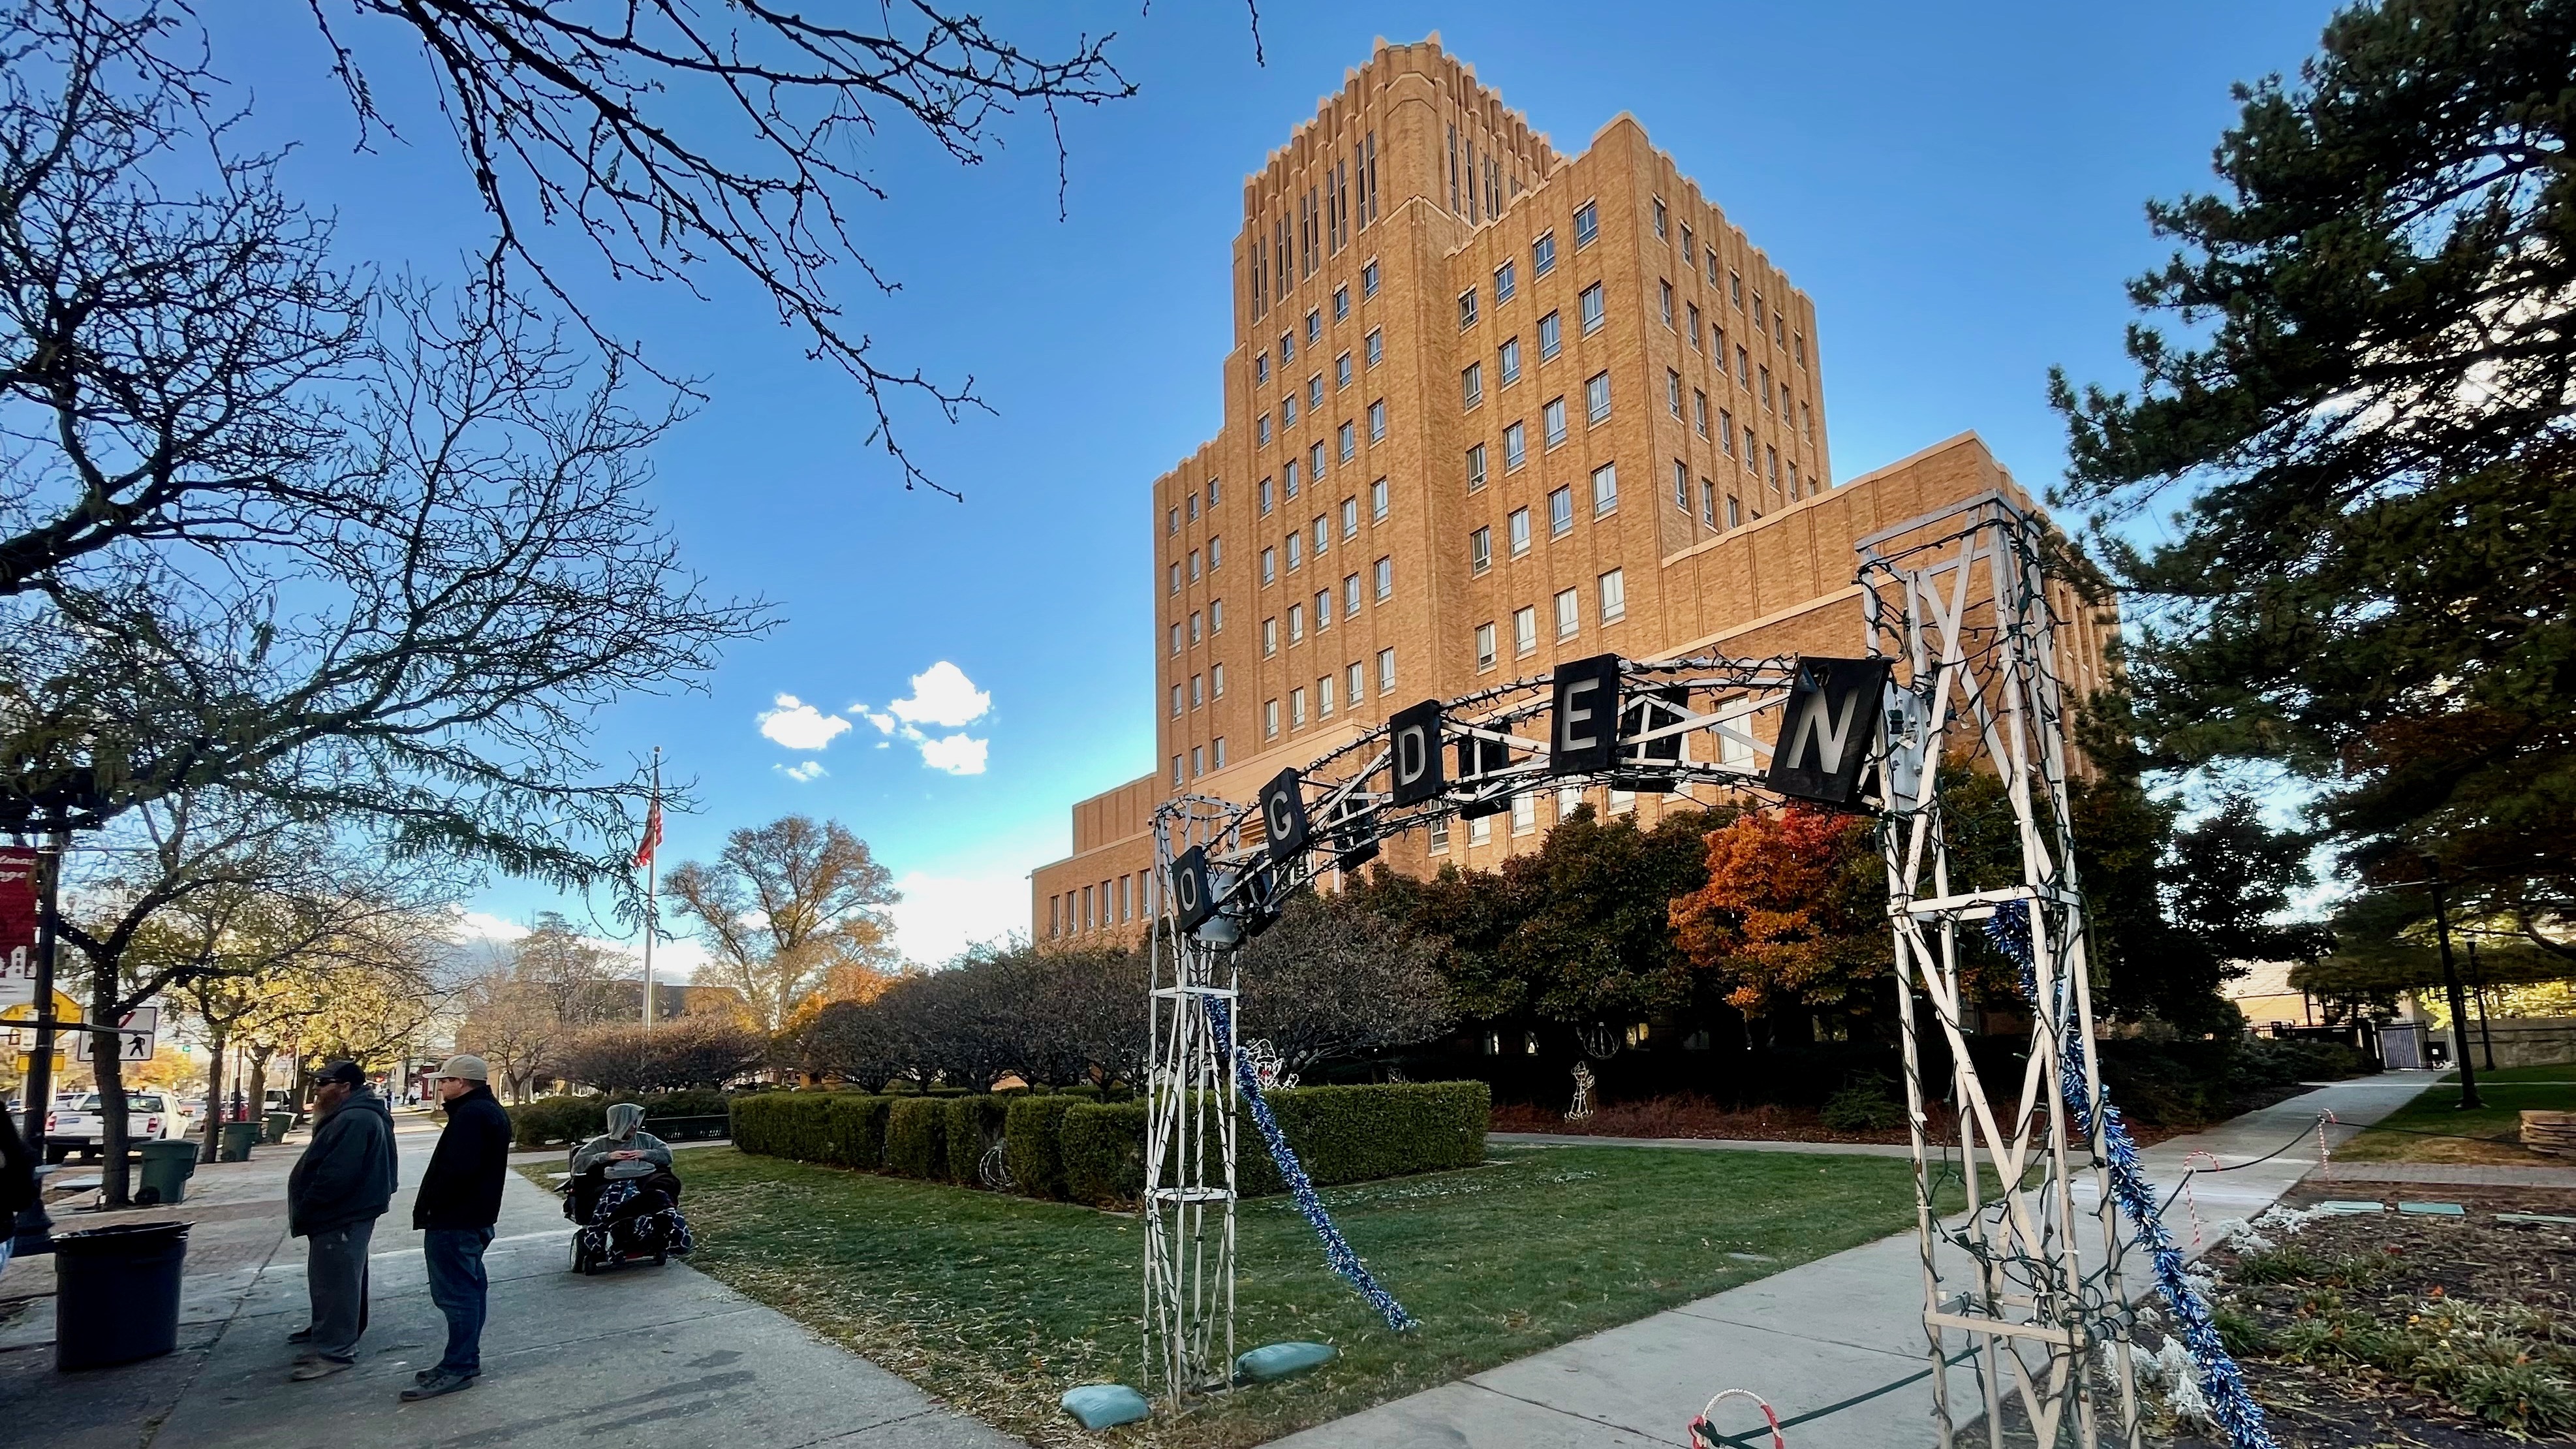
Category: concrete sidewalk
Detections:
[
  {"x1": 1273, "y1": 1072, "x2": 2440, "y2": 1449},
  {"x1": 0, "y1": 1109, "x2": 1019, "y2": 1449}
]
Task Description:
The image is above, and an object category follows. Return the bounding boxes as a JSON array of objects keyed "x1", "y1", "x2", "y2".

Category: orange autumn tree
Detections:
[{"x1": 1669, "y1": 805, "x2": 1886, "y2": 1023}]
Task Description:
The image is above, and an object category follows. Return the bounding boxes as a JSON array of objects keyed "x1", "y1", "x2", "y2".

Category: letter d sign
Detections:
[{"x1": 1387, "y1": 700, "x2": 1446, "y2": 806}]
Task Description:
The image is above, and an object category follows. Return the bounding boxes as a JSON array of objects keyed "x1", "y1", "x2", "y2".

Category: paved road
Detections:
[
  {"x1": 1271, "y1": 1072, "x2": 2440, "y2": 1449},
  {"x1": 0, "y1": 1110, "x2": 1021, "y2": 1449}
]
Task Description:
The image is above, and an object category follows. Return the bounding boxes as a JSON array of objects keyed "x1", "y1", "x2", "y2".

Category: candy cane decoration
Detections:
[
  {"x1": 2180, "y1": 1150, "x2": 2220, "y2": 1248},
  {"x1": 1690, "y1": 1388, "x2": 1786, "y2": 1449},
  {"x1": 2316, "y1": 1109, "x2": 2338, "y2": 1180}
]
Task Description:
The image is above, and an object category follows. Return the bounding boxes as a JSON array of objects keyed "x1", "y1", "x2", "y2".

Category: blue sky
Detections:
[{"x1": 200, "y1": 3, "x2": 2337, "y2": 968}]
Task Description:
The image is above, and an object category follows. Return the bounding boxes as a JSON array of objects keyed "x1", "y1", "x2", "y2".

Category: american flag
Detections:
[{"x1": 632, "y1": 791, "x2": 662, "y2": 869}]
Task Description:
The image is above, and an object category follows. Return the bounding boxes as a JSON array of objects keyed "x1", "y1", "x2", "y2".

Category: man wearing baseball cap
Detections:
[
  {"x1": 284, "y1": 1060, "x2": 396, "y2": 1380},
  {"x1": 403, "y1": 1054, "x2": 511, "y2": 1401}
]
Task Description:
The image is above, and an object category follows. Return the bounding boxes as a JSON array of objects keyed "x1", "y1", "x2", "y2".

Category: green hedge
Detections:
[
  {"x1": 734, "y1": 1082, "x2": 1491, "y2": 1208},
  {"x1": 515, "y1": 1089, "x2": 736, "y2": 1150},
  {"x1": 943, "y1": 1095, "x2": 1008, "y2": 1185},
  {"x1": 885, "y1": 1097, "x2": 948, "y2": 1179},
  {"x1": 1003, "y1": 1097, "x2": 1078, "y2": 1200}
]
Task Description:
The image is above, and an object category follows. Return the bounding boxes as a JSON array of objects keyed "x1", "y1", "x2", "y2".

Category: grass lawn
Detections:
[
  {"x1": 2333, "y1": 1063, "x2": 2576, "y2": 1164},
  {"x1": 622, "y1": 1145, "x2": 1951, "y2": 1448}
]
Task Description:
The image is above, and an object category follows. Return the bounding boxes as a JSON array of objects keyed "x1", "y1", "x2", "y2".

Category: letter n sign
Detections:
[
  {"x1": 1170, "y1": 846, "x2": 1217, "y2": 931},
  {"x1": 1260, "y1": 769, "x2": 1310, "y2": 862},
  {"x1": 1766, "y1": 657, "x2": 1894, "y2": 807},
  {"x1": 1387, "y1": 700, "x2": 1445, "y2": 805},
  {"x1": 1548, "y1": 653, "x2": 1622, "y2": 774}
]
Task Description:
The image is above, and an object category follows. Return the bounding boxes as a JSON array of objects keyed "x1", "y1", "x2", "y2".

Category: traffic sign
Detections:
[
  {"x1": 70, "y1": 1005, "x2": 157, "y2": 1063},
  {"x1": 0, "y1": 991, "x2": 82, "y2": 1046}
]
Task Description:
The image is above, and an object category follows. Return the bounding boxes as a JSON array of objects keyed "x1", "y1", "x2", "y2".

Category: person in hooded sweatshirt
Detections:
[{"x1": 284, "y1": 1060, "x2": 397, "y2": 1380}]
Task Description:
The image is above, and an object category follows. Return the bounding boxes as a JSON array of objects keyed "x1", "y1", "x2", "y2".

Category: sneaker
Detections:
[
  {"x1": 414, "y1": 1368, "x2": 438, "y2": 1385},
  {"x1": 286, "y1": 1327, "x2": 313, "y2": 1345},
  {"x1": 401, "y1": 1369, "x2": 476, "y2": 1401},
  {"x1": 290, "y1": 1357, "x2": 354, "y2": 1382}
]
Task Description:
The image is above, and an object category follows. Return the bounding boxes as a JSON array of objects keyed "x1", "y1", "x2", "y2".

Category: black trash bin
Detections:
[{"x1": 54, "y1": 1221, "x2": 189, "y2": 1371}]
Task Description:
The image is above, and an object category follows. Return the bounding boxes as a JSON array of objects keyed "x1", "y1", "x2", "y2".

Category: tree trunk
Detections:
[
  {"x1": 246, "y1": 1053, "x2": 270, "y2": 1131},
  {"x1": 91, "y1": 971, "x2": 131, "y2": 1208},
  {"x1": 200, "y1": 1027, "x2": 229, "y2": 1164}
]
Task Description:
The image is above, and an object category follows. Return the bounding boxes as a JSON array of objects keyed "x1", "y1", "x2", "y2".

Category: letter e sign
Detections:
[{"x1": 1548, "y1": 653, "x2": 1623, "y2": 774}]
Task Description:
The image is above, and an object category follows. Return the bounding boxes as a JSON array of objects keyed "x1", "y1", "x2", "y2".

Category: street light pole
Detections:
[{"x1": 18, "y1": 811, "x2": 65, "y2": 1151}]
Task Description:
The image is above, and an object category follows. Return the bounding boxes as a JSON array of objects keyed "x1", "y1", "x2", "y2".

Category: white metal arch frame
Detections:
[{"x1": 1141, "y1": 489, "x2": 2141, "y2": 1449}]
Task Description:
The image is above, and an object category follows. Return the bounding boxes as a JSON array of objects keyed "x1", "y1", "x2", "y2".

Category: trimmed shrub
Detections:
[
  {"x1": 943, "y1": 1095, "x2": 1010, "y2": 1185},
  {"x1": 1061, "y1": 1101, "x2": 1151, "y2": 1206},
  {"x1": 819, "y1": 1095, "x2": 892, "y2": 1168},
  {"x1": 730, "y1": 1092, "x2": 828, "y2": 1158},
  {"x1": 885, "y1": 1096, "x2": 948, "y2": 1179},
  {"x1": 1004, "y1": 1097, "x2": 1079, "y2": 1200},
  {"x1": 1243, "y1": 1082, "x2": 1489, "y2": 1193},
  {"x1": 516, "y1": 1089, "x2": 741, "y2": 1150}
]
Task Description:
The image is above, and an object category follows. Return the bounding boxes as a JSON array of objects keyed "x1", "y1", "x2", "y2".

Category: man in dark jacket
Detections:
[
  {"x1": 284, "y1": 1061, "x2": 397, "y2": 1379},
  {"x1": 403, "y1": 1054, "x2": 511, "y2": 1401}
]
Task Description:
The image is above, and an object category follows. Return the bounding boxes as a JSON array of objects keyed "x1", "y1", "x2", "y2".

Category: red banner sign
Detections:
[{"x1": 0, "y1": 847, "x2": 38, "y2": 993}]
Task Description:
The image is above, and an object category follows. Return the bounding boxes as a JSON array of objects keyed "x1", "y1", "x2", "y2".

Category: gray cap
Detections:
[{"x1": 427, "y1": 1053, "x2": 489, "y2": 1082}]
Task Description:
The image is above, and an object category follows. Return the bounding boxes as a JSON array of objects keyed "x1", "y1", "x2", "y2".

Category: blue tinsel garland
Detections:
[
  {"x1": 1203, "y1": 996, "x2": 1418, "y2": 1332},
  {"x1": 1983, "y1": 901, "x2": 2274, "y2": 1449}
]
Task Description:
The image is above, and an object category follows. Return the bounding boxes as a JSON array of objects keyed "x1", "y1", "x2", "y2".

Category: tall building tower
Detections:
[{"x1": 1032, "y1": 37, "x2": 2109, "y2": 942}]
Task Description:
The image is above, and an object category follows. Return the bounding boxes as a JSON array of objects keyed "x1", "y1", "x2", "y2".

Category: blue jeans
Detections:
[{"x1": 423, "y1": 1226, "x2": 495, "y2": 1377}]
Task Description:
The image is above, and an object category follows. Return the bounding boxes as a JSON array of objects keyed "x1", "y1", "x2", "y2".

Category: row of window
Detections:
[
  {"x1": 1166, "y1": 476, "x2": 1223, "y2": 537},
  {"x1": 1255, "y1": 403, "x2": 1389, "y2": 507},
  {"x1": 1252, "y1": 261, "x2": 1383, "y2": 386},
  {"x1": 1255, "y1": 481, "x2": 1389, "y2": 582},
  {"x1": 1472, "y1": 569, "x2": 1627, "y2": 670},
  {"x1": 1168, "y1": 735, "x2": 1230, "y2": 785},
  {"x1": 1049, "y1": 871, "x2": 1149, "y2": 938},
  {"x1": 1461, "y1": 463, "x2": 1621, "y2": 574},
  {"x1": 1263, "y1": 648, "x2": 1399, "y2": 740},
  {"x1": 1250, "y1": 133, "x2": 1380, "y2": 321},
  {"x1": 1170, "y1": 661, "x2": 1229, "y2": 716},
  {"x1": 1168, "y1": 599, "x2": 1226, "y2": 654},
  {"x1": 1260, "y1": 557, "x2": 1393, "y2": 655},
  {"x1": 1165, "y1": 535, "x2": 1224, "y2": 594}
]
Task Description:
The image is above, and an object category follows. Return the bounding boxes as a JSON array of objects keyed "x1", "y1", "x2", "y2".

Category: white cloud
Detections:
[
  {"x1": 886, "y1": 662, "x2": 991, "y2": 728},
  {"x1": 443, "y1": 905, "x2": 713, "y2": 984},
  {"x1": 916, "y1": 733, "x2": 989, "y2": 775},
  {"x1": 758, "y1": 694, "x2": 852, "y2": 751},
  {"x1": 450, "y1": 909, "x2": 529, "y2": 943},
  {"x1": 776, "y1": 760, "x2": 827, "y2": 783},
  {"x1": 886, "y1": 868, "x2": 1029, "y2": 965}
]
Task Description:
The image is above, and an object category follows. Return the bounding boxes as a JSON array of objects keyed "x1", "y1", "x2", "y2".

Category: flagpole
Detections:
[{"x1": 642, "y1": 747, "x2": 659, "y2": 1030}]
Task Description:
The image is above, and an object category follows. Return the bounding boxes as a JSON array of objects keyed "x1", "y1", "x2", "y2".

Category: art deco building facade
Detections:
[{"x1": 1031, "y1": 37, "x2": 2112, "y2": 943}]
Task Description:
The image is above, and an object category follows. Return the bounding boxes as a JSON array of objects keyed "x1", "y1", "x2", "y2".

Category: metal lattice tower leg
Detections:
[{"x1": 1143, "y1": 800, "x2": 1241, "y2": 1403}]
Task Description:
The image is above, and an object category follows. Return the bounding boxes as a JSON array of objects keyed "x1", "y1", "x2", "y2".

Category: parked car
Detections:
[{"x1": 44, "y1": 1091, "x2": 179, "y2": 1163}]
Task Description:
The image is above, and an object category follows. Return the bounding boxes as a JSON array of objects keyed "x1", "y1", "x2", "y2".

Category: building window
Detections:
[
  {"x1": 1537, "y1": 310, "x2": 1561, "y2": 360},
  {"x1": 1376, "y1": 647, "x2": 1395, "y2": 694},
  {"x1": 1373, "y1": 556, "x2": 1392, "y2": 600},
  {"x1": 1768, "y1": 444, "x2": 1781, "y2": 484},
  {"x1": 1333, "y1": 284, "x2": 1350, "y2": 321},
  {"x1": 1706, "y1": 247, "x2": 1720, "y2": 286},
  {"x1": 1168, "y1": 505, "x2": 1179, "y2": 535},
  {"x1": 1170, "y1": 684, "x2": 1183, "y2": 718},
  {"x1": 1475, "y1": 621, "x2": 1497, "y2": 672},
  {"x1": 1263, "y1": 617, "x2": 1277, "y2": 655},
  {"x1": 1683, "y1": 222, "x2": 1694, "y2": 258},
  {"x1": 1470, "y1": 814, "x2": 1492, "y2": 846},
  {"x1": 1286, "y1": 532, "x2": 1302, "y2": 570},
  {"x1": 1188, "y1": 549, "x2": 1200, "y2": 582},
  {"x1": 1513, "y1": 792, "x2": 1536, "y2": 834},
  {"x1": 1341, "y1": 497, "x2": 1359, "y2": 538},
  {"x1": 1544, "y1": 396, "x2": 1567, "y2": 448},
  {"x1": 1494, "y1": 259, "x2": 1516, "y2": 304},
  {"x1": 1291, "y1": 687, "x2": 1307, "y2": 728},
  {"x1": 1674, "y1": 460, "x2": 1690, "y2": 509},
  {"x1": 1260, "y1": 546, "x2": 1275, "y2": 584},
  {"x1": 1795, "y1": 330, "x2": 1807, "y2": 368},
  {"x1": 1508, "y1": 506, "x2": 1531, "y2": 555},
  {"x1": 1592, "y1": 461, "x2": 1619, "y2": 515},
  {"x1": 1281, "y1": 394, "x2": 1296, "y2": 428},
  {"x1": 1285, "y1": 458, "x2": 1300, "y2": 498},
  {"x1": 1549, "y1": 486, "x2": 1573, "y2": 537},
  {"x1": 1265, "y1": 699, "x2": 1280, "y2": 738},
  {"x1": 1579, "y1": 282, "x2": 1606, "y2": 334},
  {"x1": 1345, "y1": 662, "x2": 1363, "y2": 709},
  {"x1": 1599, "y1": 568, "x2": 1626, "y2": 623},
  {"x1": 1311, "y1": 514, "x2": 1328, "y2": 556},
  {"x1": 1803, "y1": 401, "x2": 1814, "y2": 441},
  {"x1": 1260, "y1": 476, "x2": 1275, "y2": 514},
  {"x1": 1660, "y1": 279, "x2": 1675, "y2": 328},
  {"x1": 1737, "y1": 345, "x2": 1750, "y2": 383},
  {"x1": 1688, "y1": 302, "x2": 1702, "y2": 347},
  {"x1": 1668, "y1": 369, "x2": 1683, "y2": 416},
  {"x1": 1315, "y1": 586, "x2": 1331, "y2": 629},
  {"x1": 1514, "y1": 604, "x2": 1537, "y2": 656},
  {"x1": 1254, "y1": 351, "x2": 1270, "y2": 385},
  {"x1": 1337, "y1": 421, "x2": 1355, "y2": 462},
  {"x1": 1466, "y1": 443, "x2": 1487, "y2": 491},
  {"x1": 1168, "y1": 562, "x2": 1181, "y2": 595},
  {"x1": 1586, "y1": 371, "x2": 1612, "y2": 424},
  {"x1": 1371, "y1": 476, "x2": 1388, "y2": 521},
  {"x1": 1462, "y1": 362, "x2": 1482, "y2": 409},
  {"x1": 1169, "y1": 622, "x2": 1182, "y2": 655},
  {"x1": 1318, "y1": 672, "x2": 1335, "y2": 717},
  {"x1": 1368, "y1": 399, "x2": 1386, "y2": 441},
  {"x1": 1213, "y1": 663, "x2": 1226, "y2": 697},
  {"x1": 1574, "y1": 200, "x2": 1598, "y2": 247},
  {"x1": 1214, "y1": 737, "x2": 1226, "y2": 768},
  {"x1": 1719, "y1": 410, "x2": 1735, "y2": 455},
  {"x1": 1288, "y1": 602, "x2": 1305, "y2": 642},
  {"x1": 1280, "y1": 330, "x2": 1294, "y2": 364},
  {"x1": 1209, "y1": 535, "x2": 1222, "y2": 569},
  {"x1": 1652, "y1": 196, "x2": 1668, "y2": 239},
  {"x1": 1306, "y1": 307, "x2": 1322, "y2": 345},
  {"x1": 1256, "y1": 414, "x2": 1271, "y2": 447},
  {"x1": 1343, "y1": 572, "x2": 1360, "y2": 614},
  {"x1": 1211, "y1": 599, "x2": 1224, "y2": 632},
  {"x1": 1703, "y1": 480, "x2": 1716, "y2": 528},
  {"x1": 1470, "y1": 527, "x2": 1491, "y2": 572},
  {"x1": 1555, "y1": 586, "x2": 1579, "y2": 640},
  {"x1": 1189, "y1": 611, "x2": 1202, "y2": 645},
  {"x1": 1459, "y1": 288, "x2": 1478, "y2": 328},
  {"x1": 1336, "y1": 352, "x2": 1352, "y2": 389},
  {"x1": 1730, "y1": 270, "x2": 1743, "y2": 305},
  {"x1": 1362, "y1": 260, "x2": 1380, "y2": 297},
  {"x1": 1498, "y1": 337, "x2": 1521, "y2": 385},
  {"x1": 1190, "y1": 674, "x2": 1203, "y2": 709},
  {"x1": 1187, "y1": 493, "x2": 1199, "y2": 523},
  {"x1": 1309, "y1": 373, "x2": 1324, "y2": 412},
  {"x1": 1610, "y1": 787, "x2": 1635, "y2": 814},
  {"x1": 1429, "y1": 817, "x2": 1449, "y2": 853},
  {"x1": 1760, "y1": 364, "x2": 1772, "y2": 407},
  {"x1": 1746, "y1": 425, "x2": 1759, "y2": 467},
  {"x1": 1754, "y1": 293, "x2": 1765, "y2": 329},
  {"x1": 1790, "y1": 461, "x2": 1801, "y2": 496},
  {"x1": 1728, "y1": 493, "x2": 1742, "y2": 528},
  {"x1": 1695, "y1": 390, "x2": 1710, "y2": 435},
  {"x1": 1532, "y1": 230, "x2": 1556, "y2": 276},
  {"x1": 1171, "y1": 757, "x2": 1182, "y2": 787},
  {"x1": 1504, "y1": 421, "x2": 1527, "y2": 471},
  {"x1": 1365, "y1": 329, "x2": 1383, "y2": 366}
]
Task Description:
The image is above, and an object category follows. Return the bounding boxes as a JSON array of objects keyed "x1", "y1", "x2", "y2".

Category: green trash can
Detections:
[
  {"x1": 217, "y1": 1121, "x2": 258, "y2": 1162},
  {"x1": 136, "y1": 1140, "x2": 196, "y2": 1206},
  {"x1": 260, "y1": 1110, "x2": 292, "y2": 1145}
]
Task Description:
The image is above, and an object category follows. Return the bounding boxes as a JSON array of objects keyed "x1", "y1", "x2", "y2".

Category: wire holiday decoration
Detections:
[
  {"x1": 1239, "y1": 1037, "x2": 1297, "y2": 1091},
  {"x1": 1567, "y1": 1063, "x2": 1597, "y2": 1122}
]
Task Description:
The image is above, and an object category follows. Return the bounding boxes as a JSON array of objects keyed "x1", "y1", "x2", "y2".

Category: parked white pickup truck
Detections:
[{"x1": 44, "y1": 1091, "x2": 179, "y2": 1163}]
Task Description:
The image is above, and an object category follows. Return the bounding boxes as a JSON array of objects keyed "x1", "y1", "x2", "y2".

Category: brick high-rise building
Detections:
[{"x1": 1032, "y1": 37, "x2": 2112, "y2": 943}]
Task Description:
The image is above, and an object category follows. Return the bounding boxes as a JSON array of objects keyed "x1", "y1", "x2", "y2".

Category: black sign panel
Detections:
[
  {"x1": 1388, "y1": 699, "x2": 1446, "y2": 805},
  {"x1": 1455, "y1": 732, "x2": 1511, "y2": 781},
  {"x1": 1456, "y1": 794, "x2": 1511, "y2": 820},
  {"x1": 1765, "y1": 657, "x2": 1895, "y2": 808},
  {"x1": 1170, "y1": 846, "x2": 1216, "y2": 931},
  {"x1": 1622, "y1": 684, "x2": 1689, "y2": 764},
  {"x1": 1548, "y1": 654, "x2": 1624, "y2": 774},
  {"x1": 1260, "y1": 768, "x2": 1310, "y2": 862}
]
